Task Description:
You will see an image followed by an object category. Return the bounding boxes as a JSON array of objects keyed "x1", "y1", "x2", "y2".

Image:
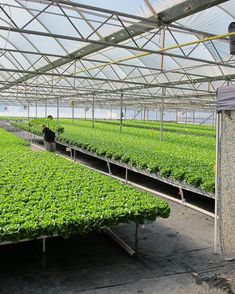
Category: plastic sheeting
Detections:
[
  {"x1": 217, "y1": 84, "x2": 235, "y2": 110},
  {"x1": 0, "y1": 0, "x2": 234, "y2": 105}
]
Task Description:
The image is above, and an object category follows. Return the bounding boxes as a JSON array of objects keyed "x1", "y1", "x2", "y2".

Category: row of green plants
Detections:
[
  {"x1": 126, "y1": 119, "x2": 215, "y2": 131},
  {"x1": 92, "y1": 119, "x2": 215, "y2": 137},
  {"x1": 62, "y1": 120, "x2": 215, "y2": 151},
  {"x1": 0, "y1": 128, "x2": 170, "y2": 242},
  {"x1": 13, "y1": 119, "x2": 215, "y2": 193}
]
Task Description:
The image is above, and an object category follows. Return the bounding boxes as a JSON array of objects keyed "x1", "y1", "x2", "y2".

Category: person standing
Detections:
[{"x1": 42, "y1": 115, "x2": 56, "y2": 152}]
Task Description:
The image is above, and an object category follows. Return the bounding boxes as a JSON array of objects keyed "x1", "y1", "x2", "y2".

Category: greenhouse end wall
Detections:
[{"x1": 0, "y1": 105, "x2": 215, "y2": 125}]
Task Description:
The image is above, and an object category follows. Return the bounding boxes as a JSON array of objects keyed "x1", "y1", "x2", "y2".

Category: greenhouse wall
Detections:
[{"x1": 0, "y1": 105, "x2": 215, "y2": 125}]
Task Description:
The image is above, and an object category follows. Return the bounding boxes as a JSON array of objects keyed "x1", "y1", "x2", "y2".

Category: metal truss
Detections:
[{"x1": 0, "y1": 0, "x2": 232, "y2": 110}]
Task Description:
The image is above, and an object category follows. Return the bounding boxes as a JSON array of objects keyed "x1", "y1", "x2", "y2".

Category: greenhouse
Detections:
[{"x1": 0, "y1": 0, "x2": 235, "y2": 293}]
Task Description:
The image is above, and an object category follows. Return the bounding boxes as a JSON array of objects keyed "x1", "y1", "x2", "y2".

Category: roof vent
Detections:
[{"x1": 228, "y1": 22, "x2": 235, "y2": 55}]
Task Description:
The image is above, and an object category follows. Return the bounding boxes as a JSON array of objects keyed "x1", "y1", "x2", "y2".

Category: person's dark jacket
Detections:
[{"x1": 42, "y1": 126, "x2": 55, "y2": 142}]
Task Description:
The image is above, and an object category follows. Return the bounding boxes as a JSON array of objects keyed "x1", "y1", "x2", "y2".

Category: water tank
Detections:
[{"x1": 228, "y1": 22, "x2": 235, "y2": 55}]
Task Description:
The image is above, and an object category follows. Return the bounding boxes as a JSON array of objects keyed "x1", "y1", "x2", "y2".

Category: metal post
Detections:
[
  {"x1": 213, "y1": 111, "x2": 216, "y2": 127},
  {"x1": 193, "y1": 109, "x2": 195, "y2": 124},
  {"x1": 35, "y1": 101, "x2": 38, "y2": 118},
  {"x1": 107, "y1": 161, "x2": 112, "y2": 175},
  {"x1": 160, "y1": 89, "x2": 165, "y2": 142},
  {"x1": 179, "y1": 187, "x2": 185, "y2": 203},
  {"x1": 42, "y1": 238, "x2": 46, "y2": 268},
  {"x1": 160, "y1": 26, "x2": 166, "y2": 71},
  {"x1": 73, "y1": 61, "x2": 76, "y2": 124},
  {"x1": 125, "y1": 168, "x2": 128, "y2": 183},
  {"x1": 124, "y1": 106, "x2": 127, "y2": 120},
  {"x1": 92, "y1": 93, "x2": 95, "y2": 128},
  {"x1": 27, "y1": 102, "x2": 30, "y2": 119},
  {"x1": 45, "y1": 99, "x2": 47, "y2": 118},
  {"x1": 214, "y1": 111, "x2": 220, "y2": 254},
  {"x1": 176, "y1": 109, "x2": 178, "y2": 123},
  {"x1": 42, "y1": 238, "x2": 46, "y2": 253},
  {"x1": 160, "y1": 25, "x2": 165, "y2": 140},
  {"x1": 120, "y1": 92, "x2": 123, "y2": 133},
  {"x1": 103, "y1": 228, "x2": 135, "y2": 256},
  {"x1": 72, "y1": 101, "x2": 75, "y2": 124},
  {"x1": 143, "y1": 106, "x2": 146, "y2": 122},
  {"x1": 57, "y1": 98, "x2": 59, "y2": 120}
]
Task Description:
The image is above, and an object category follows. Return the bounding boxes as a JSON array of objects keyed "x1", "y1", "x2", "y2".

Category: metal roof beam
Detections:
[
  {"x1": 0, "y1": 47, "x2": 219, "y2": 80},
  {"x1": 0, "y1": 26, "x2": 233, "y2": 70},
  {"x1": 0, "y1": 0, "x2": 228, "y2": 92},
  {"x1": 0, "y1": 67, "x2": 214, "y2": 94},
  {"x1": 30, "y1": 0, "x2": 228, "y2": 26},
  {"x1": 0, "y1": 25, "x2": 233, "y2": 93}
]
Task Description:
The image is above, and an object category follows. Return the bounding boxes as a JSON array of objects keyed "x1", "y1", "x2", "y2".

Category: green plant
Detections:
[
  {"x1": 13, "y1": 119, "x2": 215, "y2": 192},
  {"x1": 0, "y1": 128, "x2": 170, "y2": 242}
]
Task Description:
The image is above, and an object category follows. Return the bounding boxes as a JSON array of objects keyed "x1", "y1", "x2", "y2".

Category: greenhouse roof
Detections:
[{"x1": 0, "y1": 0, "x2": 234, "y2": 109}]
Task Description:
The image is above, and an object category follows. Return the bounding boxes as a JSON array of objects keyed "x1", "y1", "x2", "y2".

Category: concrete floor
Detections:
[{"x1": 0, "y1": 201, "x2": 234, "y2": 294}]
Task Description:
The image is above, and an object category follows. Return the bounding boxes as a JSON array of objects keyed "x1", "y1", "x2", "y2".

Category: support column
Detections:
[
  {"x1": 214, "y1": 111, "x2": 220, "y2": 254},
  {"x1": 110, "y1": 105, "x2": 112, "y2": 120},
  {"x1": 160, "y1": 25, "x2": 165, "y2": 138},
  {"x1": 176, "y1": 109, "x2": 178, "y2": 123},
  {"x1": 36, "y1": 80, "x2": 38, "y2": 118},
  {"x1": 193, "y1": 109, "x2": 195, "y2": 124},
  {"x1": 35, "y1": 101, "x2": 38, "y2": 118},
  {"x1": 72, "y1": 101, "x2": 75, "y2": 124},
  {"x1": 216, "y1": 83, "x2": 235, "y2": 259},
  {"x1": 92, "y1": 93, "x2": 95, "y2": 128},
  {"x1": 120, "y1": 92, "x2": 123, "y2": 133},
  {"x1": 45, "y1": 99, "x2": 47, "y2": 118},
  {"x1": 160, "y1": 89, "x2": 165, "y2": 142},
  {"x1": 56, "y1": 98, "x2": 59, "y2": 120},
  {"x1": 217, "y1": 111, "x2": 235, "y2": 259},
  {"x1": 28, "y1": 102, "x2": 30, "y2": 119}
]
